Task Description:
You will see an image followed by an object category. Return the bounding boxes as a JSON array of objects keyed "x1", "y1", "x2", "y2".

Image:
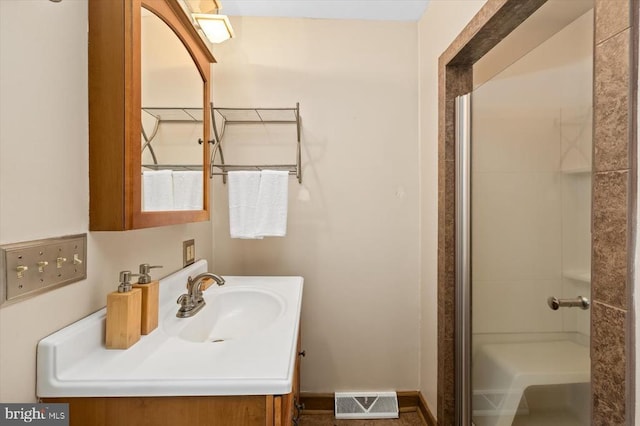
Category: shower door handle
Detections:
[{"x1": 547, "y1": 295, "x2": 590, "y2": 310}]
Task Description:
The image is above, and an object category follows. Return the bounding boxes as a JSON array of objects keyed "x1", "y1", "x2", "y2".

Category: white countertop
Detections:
[{"x1": 37, "y1": 260, "x2": 303, "y2": 397}]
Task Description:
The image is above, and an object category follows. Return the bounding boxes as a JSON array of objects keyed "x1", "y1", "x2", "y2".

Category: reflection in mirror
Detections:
[{"x1": 141, "y1": 7, "x2": 204, "y2": 212}]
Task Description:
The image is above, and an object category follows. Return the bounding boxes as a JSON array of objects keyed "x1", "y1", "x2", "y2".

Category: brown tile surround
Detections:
[
  {"x1": 595, "y1": 0, "x2": 631, "y2": 44},
  {"x1": 592, "y1": 170, "x2": 629, "y2": 310},
  {"x1": 592, "y1": 301, "x2": 627, "y2": 425},
  {"x1": 437, "y1": 0, "x2": 637, "y2": 425},
  {"x1": 591, "y1": 0, "x2": 636, "y2": 422},
  {"x1": 594, "y1": 29, "x2": 630, "y2": 172}
]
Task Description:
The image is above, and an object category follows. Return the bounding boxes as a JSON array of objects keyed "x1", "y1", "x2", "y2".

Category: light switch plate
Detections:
[
  {"x1": 183, "y1": 239, "x2": 195, "y2": 267},
  {"x1": 0, "y1": 234, "x2": 87, "y2": 306}
]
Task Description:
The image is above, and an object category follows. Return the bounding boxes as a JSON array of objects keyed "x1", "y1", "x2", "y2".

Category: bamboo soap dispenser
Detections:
[
  {"x1": 132, "y1": 263, "x2": 162, "y2": 335},
  {"x1": 105, "y1": 271, "x2": 142, "y2": 349}
]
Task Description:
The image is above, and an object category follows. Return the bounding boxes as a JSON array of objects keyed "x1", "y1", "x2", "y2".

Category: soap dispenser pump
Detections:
[
  {"x1": 105, "y1": 271, "x2": 142, "y2": 349},
  {"x1": 132, "y1": 263, "x2": 162, "y2": 335}
]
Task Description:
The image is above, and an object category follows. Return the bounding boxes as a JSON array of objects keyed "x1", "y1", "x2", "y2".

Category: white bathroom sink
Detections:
[
  {"x1": 36, "y1": 260, "x2": 304, "y2": 397},
  {"x1": 164, "y1": 287, "x2": 286, "y2": 343}
]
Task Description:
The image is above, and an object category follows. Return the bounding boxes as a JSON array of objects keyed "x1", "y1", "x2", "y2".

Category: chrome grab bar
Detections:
[{"x1": 547, "y1": 295, "x2": 590, "y2": 310}]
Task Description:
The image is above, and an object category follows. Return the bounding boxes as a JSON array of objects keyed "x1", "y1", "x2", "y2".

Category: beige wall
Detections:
[
  {"x1": 0, "y1": 1, "x2": 480, "y2": 404},
  {"x1": 0, "y1": 0, "x2": 213, "y2": 402},
  {"x1": 417, "y1": 0, "x2": 487, "y2": 414},
  {"x1": 210, "y1": 16, "x2": 421, "y2": 392},
  {"x1": 3, "y1": 0, "x2": 618, "y2": 416}
]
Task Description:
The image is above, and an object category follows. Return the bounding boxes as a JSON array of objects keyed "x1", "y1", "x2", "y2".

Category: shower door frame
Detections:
[
  {"x1": 437, "y1": 0, "x2": 638, "y2": 425},
  {"x1": 454, "y1": 94, "x2": 472, "y2": 426}
]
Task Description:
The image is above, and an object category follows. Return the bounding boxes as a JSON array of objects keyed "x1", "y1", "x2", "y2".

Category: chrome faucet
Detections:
[{"x1": 176, "y1": 272, "x2": 225, "y2": 318}]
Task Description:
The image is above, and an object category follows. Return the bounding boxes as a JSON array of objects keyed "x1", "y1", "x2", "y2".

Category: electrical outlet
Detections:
[{"x1": 183, "y1": 239, "x2": 195, "y2": 267}]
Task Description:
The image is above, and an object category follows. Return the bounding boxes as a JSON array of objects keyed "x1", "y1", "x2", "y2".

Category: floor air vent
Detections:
[{"x1": 334, "y1": 391, "x2": 399, "y2": 419}]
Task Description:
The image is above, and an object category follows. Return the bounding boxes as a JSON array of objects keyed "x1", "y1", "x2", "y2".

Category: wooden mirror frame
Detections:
[{"x1": 89, "y1": 0, "x2": 215, "y2": 231}]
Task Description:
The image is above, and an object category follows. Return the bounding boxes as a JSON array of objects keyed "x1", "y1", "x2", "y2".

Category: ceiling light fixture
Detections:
[{"x1": 193, "y1": 13, "x2": 234, "y2": 43}]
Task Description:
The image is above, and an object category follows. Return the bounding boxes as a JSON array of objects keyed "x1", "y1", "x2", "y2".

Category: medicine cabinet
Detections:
[{"x1": 89, "y1": 0, "x2": 215, "y2": 230}]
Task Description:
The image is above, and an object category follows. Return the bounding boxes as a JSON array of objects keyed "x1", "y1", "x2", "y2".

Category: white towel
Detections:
[
  {"x1": 172, "y1": 171, "x2": 203, "y2": 210},
  {"x1": 143, "y1": 170, "x2": 173, "y2": 211},
  {"x1": 255, "y1": 170, "x2": 289, "y2": 237},
  {"x1": 228, "y1": 171, "x2": 262, "y2": 239}
]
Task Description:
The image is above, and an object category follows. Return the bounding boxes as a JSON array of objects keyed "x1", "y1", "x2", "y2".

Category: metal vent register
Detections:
[{"x1": 335, "y1": 392, "x2": 398, "y2": 419}]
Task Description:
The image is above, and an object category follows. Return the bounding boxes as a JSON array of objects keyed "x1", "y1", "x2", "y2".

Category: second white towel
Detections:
[
  {"x1": 173, "y1": 171, "x2": 203, "y2": 210},
  {"x1": 228, "y1": 170, "x2": 289, "y2": 239},
  {"x1": 255, "y1": 170, "x2": 288, "y2": 237}
]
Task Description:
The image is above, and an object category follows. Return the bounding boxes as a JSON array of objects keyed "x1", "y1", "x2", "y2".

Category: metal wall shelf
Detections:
[
  {"x1": 141, "y1": 107, "x2": 204, "y2": 170},
  {"x1": 210, "y1": 102, "x2": 302, "y2": 183}
]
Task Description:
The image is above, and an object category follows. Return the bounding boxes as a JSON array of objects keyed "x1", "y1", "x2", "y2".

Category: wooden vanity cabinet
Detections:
[
  {"x1": 88, "y1": 0, "x2": 214, "y2": 230},
  {"x1": 41, "y1": 338, "x2": 303, "y2": 426},
  {"x1": 42, "y1": 395, "x2": 296, "y2": 426}
]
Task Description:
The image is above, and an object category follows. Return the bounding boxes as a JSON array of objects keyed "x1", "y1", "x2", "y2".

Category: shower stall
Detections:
[{"x1": 455, "y1": 3, "x2": 594, "y2": 425}]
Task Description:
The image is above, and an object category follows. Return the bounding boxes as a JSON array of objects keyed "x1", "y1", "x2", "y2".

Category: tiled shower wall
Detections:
[{"x1": 437, "y1": 0, "x2": 637, "y2": 424}]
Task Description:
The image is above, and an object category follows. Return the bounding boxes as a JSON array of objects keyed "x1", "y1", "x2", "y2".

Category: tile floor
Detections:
[{"x1": 298, "y1": 411, "x2": 426, "y2": 426}]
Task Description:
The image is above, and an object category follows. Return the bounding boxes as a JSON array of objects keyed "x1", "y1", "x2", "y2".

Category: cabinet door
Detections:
[
  {"x1": 293, "y1": 334, "x2": 302, "y2": 417},
  {"x1": 273, "y1": 333, "x2": 303, "y2": 426},
  {"x1": 89, "y1": 0, "x2": 214, "y2": 230},
  {"x1": 272, "y1": 384, "x2": 296, "y2": 424}
]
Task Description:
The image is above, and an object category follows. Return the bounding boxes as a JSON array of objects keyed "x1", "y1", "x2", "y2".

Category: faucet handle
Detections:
[
  {"x1": 138, "y1": 263, "x2": 163, "y2": 284},
  {"x1": 177, "y1": 293, "x2": 190, "y2": 308}
]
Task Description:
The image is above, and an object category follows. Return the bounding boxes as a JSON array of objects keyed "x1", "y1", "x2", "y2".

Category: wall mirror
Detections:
[
  {"x1": 89, "y1": 0, "x2": 215, "y2": 231},
  {"x1": 141, "y1": 6, "x2": 205, "y2": 212}
]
